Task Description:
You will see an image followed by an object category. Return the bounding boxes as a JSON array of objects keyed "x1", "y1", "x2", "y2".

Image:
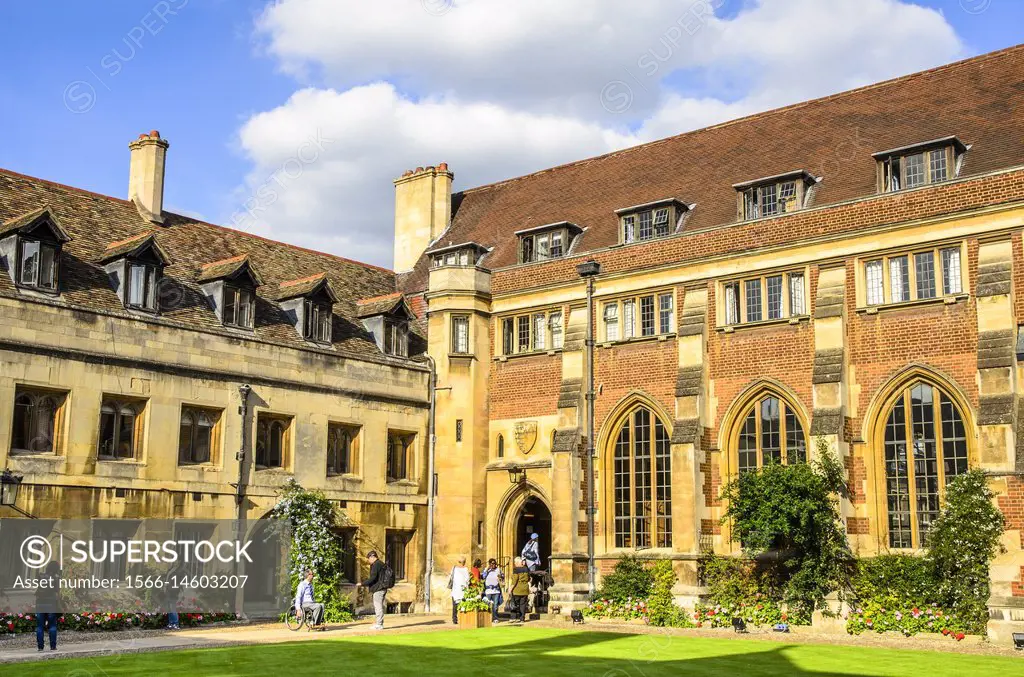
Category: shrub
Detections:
[
  {"x1": 595, "y1": 555, "x2": 653, "y2": 603},
  {"x1": 581, "y1": 598, "x2": 647, "y2": 620},
  {"x1": 925, "y1": 469, "x2": 1005, "y2": 633},
  {"x1": 646, "y1": 560, "x2": 694, "y2": 628},
  {"x1": 845, "y1": 601, "x2": 971, "y2": 640},
  {"x1": 851, "y1": 555, "x2": 932, "y2": 608},
  {"x1": 1, "y1": 611, "x2": 236, "y2": 635},
  {"x1": 456, "y1": 578, "x2": 492, "y2": 613},
  {"x1": 719, "y1": 439, "x2": 851, "y2": 617}
]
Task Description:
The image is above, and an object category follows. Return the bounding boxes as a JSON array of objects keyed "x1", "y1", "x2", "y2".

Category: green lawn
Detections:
[{"x1": 2, "y1": 627, "x2": 1022, "y2": 676}]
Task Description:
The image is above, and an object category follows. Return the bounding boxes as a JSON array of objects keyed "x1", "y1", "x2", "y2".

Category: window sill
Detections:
[
  {"x1": 717, "y1": 316, "x2": 809, "y2": 333},
  {"x1": 598, "y1": 333, "x2": 676, "y2": 348},
  {"x1": 254, "y1": 465, "x2": 290, "y2": 472},
  {"x1": 327, "y1": 473, "x2": 362, "y2": 482},
  {"x1": 97, "y1": 456, "x2": 143, "y2": 464},
  {"x1": 14, "y1": 282, "x2": 60, "y2": 296},
  {"x1": 856, "y1": 294, "x2": 968, "y2": 315},
  {"x1": 178, "y1": 462, "x2": 220, "y2": 471},
  {"x1": 9, "y1": 449, "x2": 60, "y2": 458},
  {"x1": 387, "y1": 478, "x2": 417, "y2": 486},
  {"x1": 495, "y1": 348, "x2": 563, "y2": 362},
  {"x1": 449, "y1": 352, "x2": 475, "y2": 361}
]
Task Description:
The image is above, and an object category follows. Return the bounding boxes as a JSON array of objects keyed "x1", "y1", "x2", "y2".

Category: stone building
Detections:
[
  {"x1": 396, "y1": 46, "x2": 1024, "y2": 634},
  {"x1": 0, "y1": 133, "x2": 431, "y2": 613}
]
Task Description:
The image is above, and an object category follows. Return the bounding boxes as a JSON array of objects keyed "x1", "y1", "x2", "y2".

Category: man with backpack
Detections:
[{"x1": 362, "y1": 550, "x2": 394, "y2": 630}]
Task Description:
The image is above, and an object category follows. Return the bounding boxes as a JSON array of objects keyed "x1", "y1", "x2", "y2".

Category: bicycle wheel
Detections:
[{"x1": 284, "y1": 607, "x2": 304, "y2": 631}]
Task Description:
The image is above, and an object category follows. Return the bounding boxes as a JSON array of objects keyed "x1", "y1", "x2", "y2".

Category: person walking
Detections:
[
  {"x1": 362, "y1": 551, "x2": 391, "y2": 630},
  {"x1": 35, "y1": 561, "x2": 59, "y2": 652},
  {"x1": 521, "y1": 532, "x2": 541, "y2": 571},
  {"x1": 448, "y1": 556, "x2": 471, "y2": 625},
  {"x1": 470, "y1": 559, "x2": 482, "y2": 582},
  {"x1": 508, "y1": 557, "x2": 531, "y2": 624},
  {"x1": 482, "y1": 558, "x2": 504, "y2": 623}
]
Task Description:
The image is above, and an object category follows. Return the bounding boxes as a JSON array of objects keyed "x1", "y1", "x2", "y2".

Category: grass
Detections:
[{"x1": 2, "y1": 626, "x2": 1022, "y2": 676}]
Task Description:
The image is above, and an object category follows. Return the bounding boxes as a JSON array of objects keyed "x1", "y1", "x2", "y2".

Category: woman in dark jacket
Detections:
[{"x1": 508, "y1": 557, "x2": 531, "y2": 623}]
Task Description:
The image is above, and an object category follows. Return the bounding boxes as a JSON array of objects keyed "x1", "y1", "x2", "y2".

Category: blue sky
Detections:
[{"x1": 0, "y1": 0, "x2": 1020, "y2": 268}]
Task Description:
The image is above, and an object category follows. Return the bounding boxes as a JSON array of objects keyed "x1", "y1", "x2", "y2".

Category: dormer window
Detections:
[
  {"x1": 874, "y1": 137, "x2": 966, "y2": 193},
  {"x1": 18, "y1": 238, "x2": 59, "y2": 291},
  {"x1": 0, "y1": 207, "x2": 71, "y2": 295},
  {"x1": 100, "y1": 233, "x2": 171, "y2": 314},
  {"x1": 223, "y1": 284, "x2": 255, "y2": 329},
  {"x1": 516, "y1": 222, "x2": 582, "y2": 263},
  {"x1": 734, "y1": 171, "x2": 815, "y2": 221},
  {"x1": 427, "y1": 242, "x2": 489, "y2": 269},
  {"x1": 126, "y1": 262, "x2": 160, "y2": 311},
  {"x1": 304, "y1": 299, "x2": 331, "y2": 343},
  {"x1": 384, "y1": 319, "x2": 409, "y2": 357},
  {"x1": 356, "y1": 292, "x2": 415, "y2": 358},
  {"x1": 275, "y1": 273, "x2": 337, "y2": 346},
  {"x1": 616, "y1": 200, "x2": 687, "y2": 244},
  {"x1": 197, "y1": 255, "x2": 263, "y2": 331}
]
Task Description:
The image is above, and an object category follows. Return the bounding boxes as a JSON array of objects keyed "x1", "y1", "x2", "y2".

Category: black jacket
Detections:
[{"x1": 363, "y1": 559, "x2": 388, "y2": 593}]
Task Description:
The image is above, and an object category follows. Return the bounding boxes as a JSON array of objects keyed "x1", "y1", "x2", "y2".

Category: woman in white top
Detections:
[{"x1": 449, "y1": 555, "x2": 471, "y2": 624}]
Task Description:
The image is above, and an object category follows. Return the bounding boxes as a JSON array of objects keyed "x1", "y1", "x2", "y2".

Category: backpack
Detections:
[{"x1": 380, "y1": 562, "x2": 396, "y2": 590}]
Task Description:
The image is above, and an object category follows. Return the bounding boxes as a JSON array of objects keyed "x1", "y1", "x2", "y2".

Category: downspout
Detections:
[
  {"x1": 234, "y1": 383, "x2": 252, "y2": 617},
  {"x1": 423, "y1": 356, "x2": 437, "y2": 613},
  {"x1": 584, "y1": 275, "x2": 597, "y2": 599}
]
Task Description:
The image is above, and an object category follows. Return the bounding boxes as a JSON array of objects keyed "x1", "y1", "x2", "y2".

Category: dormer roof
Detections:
[
  {"x1": 273, "y1": 273, "x2": 339, "y2": 303},
  {"x1": 196, "y1": 254, "x2": 263, "y2": 287},
  {"x1": 513, "y1": 221, "x2": 584, "y2": 237},
  {"x1": 99, "y1": 232, "x2": 171, "y2": 265},
  {"x1": 355, "y1": 292, "x2": 415, "y2": 320},
  {"x1": 732, "y1": 170, "x2": 818, "y2": 191},
  {"x1": 0, "y1": 206, "x2": 72, "y2": 242}
]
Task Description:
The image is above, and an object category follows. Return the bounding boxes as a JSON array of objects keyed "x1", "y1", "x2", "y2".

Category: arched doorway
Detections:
[{"x1": 514, "y1": 496, "x2": 551, "y2": 570}]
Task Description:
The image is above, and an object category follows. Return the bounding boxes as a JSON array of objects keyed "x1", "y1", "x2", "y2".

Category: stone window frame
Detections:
[
  {"x1": 386, "y1": 429, "x2": 417, "y2": 483},
  {"x1": 255, "y1": 412, "x2": 292, "y2": 470},
  {"x1": 385, "y1": 530, "x2": 414, "y2": 581},
  {"x1": 97, "y1": 395, "x2": 148, "y2": 462},
  {"x1": 870, "y1": 378, "x2": 972, "y2": 550},
  {"x1": 498, "y1": 307, "x2": 564, "y2": 357},
  {"x1": 855, "y1": 241, "x2": 967, "y2": 311},
  {"x1": 730, "y1": 393, "x2": 808, "y2": 475},
  {"x1": 607, "y1": 405, "x2": 673, "y2": 551},
  {"x1": 10, "y1": 385, "x2": 68, "y2": 455},
  {"x1": 327, "y1": 421, "x2": 360, "y2": 476},
  {"x1": 178, "y1": 404, "x2": 223, "y2": 466},
  {"x1": 450, "y1": 314, "x2": 471, "y2": 354},
  {"x1": 718, "y1": 268, "x2": 809, "y2": 329},
  {"x1": 599, "y1": 288, "x2": 676, "y2": 344}
]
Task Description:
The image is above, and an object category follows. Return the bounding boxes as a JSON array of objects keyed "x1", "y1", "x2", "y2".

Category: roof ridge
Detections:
[
  {"x1": 0, "y1": 166, "x2": 397, "y2": 278},
  {"x1": 455, "y1": 44, "x2": 1024, "y2": 198}
]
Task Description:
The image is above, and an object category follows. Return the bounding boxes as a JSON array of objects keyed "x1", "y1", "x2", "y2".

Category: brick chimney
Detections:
[
  {"x1": 128, "y1": 130, "x2": 169, "y2": 224},
  {"x1": 393, "y1": 163, "x2": 453, "y2": 273}
]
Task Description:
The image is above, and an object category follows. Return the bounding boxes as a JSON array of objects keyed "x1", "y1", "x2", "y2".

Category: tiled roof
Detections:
[
  {"x1": 0, "y1": 168, "x2": 406, "y2": 361},
  {"x1": 0, "y1": 206, "x2": 71, "y2": 241},
  {"x1": 273, "y1": 273, "x2": 338, "y2": 303},
  {"x1": 401, "y1": 45, "x2": 1024, "y2": 293},
  {"x1": 196, "y1": 254, "x2": 261, "y2": 284},
  {"x1": 99, "y1": 233, "x2": 171, "y2": 265},
  {"x1": 355, "y1": 292, "x2": 411, "y2": 319}
]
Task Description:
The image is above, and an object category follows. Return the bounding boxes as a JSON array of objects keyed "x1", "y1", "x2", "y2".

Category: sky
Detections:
[{"x1": 0, "y1": 0, "x2": 1021, "y2": 269}]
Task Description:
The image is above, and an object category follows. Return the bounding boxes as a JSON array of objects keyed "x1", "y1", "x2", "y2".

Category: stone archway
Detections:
[{"x1": 495, "y1": 486, "x2": 552, "y2": 571}]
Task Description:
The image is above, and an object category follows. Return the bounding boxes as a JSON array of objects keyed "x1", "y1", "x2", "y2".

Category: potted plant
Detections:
[{"x1": 456, "y1": 579, "x2": 492, "y2": 629}]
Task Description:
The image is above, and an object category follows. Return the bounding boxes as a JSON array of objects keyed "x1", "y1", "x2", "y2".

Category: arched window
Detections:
[
  {"x1": 612, "y1": 406, "x2": 671, "y2": 549},
  {"x1": 882, "y1": 381, "x2": 968, "y2": 549},
  {"x1": 497, "y1": 434, "x2": 504, "y2": 458},
  {"x1": 98, "y1": 399, "x2": 142, "y2": 459},
  {"x1": 179, "y1": 407, "x2": 218, "y2": 465},
  {"x1": 735, "y1": 394, "x2": 807, "y2": 474},
  {"x1": 12, "y1": 389, "x2": 63, "y2": 453}
]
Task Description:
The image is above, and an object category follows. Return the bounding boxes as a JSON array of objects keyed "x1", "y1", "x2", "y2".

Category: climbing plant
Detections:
[{"x1": 272, "y1": 479, "x2": 354, "y2": 622}]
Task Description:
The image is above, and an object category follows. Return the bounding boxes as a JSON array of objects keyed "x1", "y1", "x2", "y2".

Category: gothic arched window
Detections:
[
  {"x1": 612, "y1": 407, "x2": 672, "y2": 549},
  {"x1": 882, "y1": 381, "x2": 968, "y2": 548},
  {"x1": 736, "y1": 394, "x2": 807, "y2": 474}
]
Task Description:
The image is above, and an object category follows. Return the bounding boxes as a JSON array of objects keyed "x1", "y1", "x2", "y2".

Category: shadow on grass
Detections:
[{"x1": 1, "y1": 627, "x2": 1017, "y2": 677}]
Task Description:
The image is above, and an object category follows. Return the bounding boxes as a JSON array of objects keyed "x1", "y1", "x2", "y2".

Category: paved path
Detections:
[{"x1": 0, "y1": 616, "x2": 454, "y2": 664}]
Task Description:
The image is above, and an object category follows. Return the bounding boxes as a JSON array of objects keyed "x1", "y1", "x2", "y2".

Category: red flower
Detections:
[
  {"x1": 955, "y1": 633, "x2": 965, "y2": 641},
  {"x1": 941, "y1": 628, "x2": 950, "y2": 636}
]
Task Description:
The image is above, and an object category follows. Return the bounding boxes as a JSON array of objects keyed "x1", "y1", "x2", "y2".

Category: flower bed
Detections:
[
  {"x1": 1, "y1": 611, "x2": 237, "y2": 635},
  {"x1": 581, "y1": 598, "x2": 647, "y2": 621},
  {"x1": 693, "y1": 598, "x2": 800, "y2": 628},
  {"x1": 845, "y1": 602, "x2": 972, "y2": 640}
]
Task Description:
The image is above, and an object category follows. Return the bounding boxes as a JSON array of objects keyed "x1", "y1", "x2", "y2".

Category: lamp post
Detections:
[{"x1": 576, "y1": 259, "x2": 600, "y2": 599}]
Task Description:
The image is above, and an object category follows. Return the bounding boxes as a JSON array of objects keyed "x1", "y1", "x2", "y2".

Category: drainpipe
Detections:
[
  {"x1": 234, "y1": 383, "x2": 252, "y2": 618},
  {"x1": 423, "y1": 356, "x2": 437, "y2": 613},
  {"x1": 577, "y1": 260, "x2": 601, "y2": 599}
]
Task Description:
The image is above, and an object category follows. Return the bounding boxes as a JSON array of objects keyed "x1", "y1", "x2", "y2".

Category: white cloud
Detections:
[
  {"x1": 231, "y1": 84, "x2": 637, "y2": 267},
  {"x1": 234, "y1": 0, "x2": 964, "y2": 267}
]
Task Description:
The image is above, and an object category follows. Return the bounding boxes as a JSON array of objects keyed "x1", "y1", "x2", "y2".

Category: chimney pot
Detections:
[
  {"x1": 438, "y1": 162, "x2": 448, "y2": 172},
  {"x1": 149, "y1": 130, "x2": 160, "y2": 138},
  {"x1": 415, "y1": 167, "x2": 424, "y2": 173}
]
